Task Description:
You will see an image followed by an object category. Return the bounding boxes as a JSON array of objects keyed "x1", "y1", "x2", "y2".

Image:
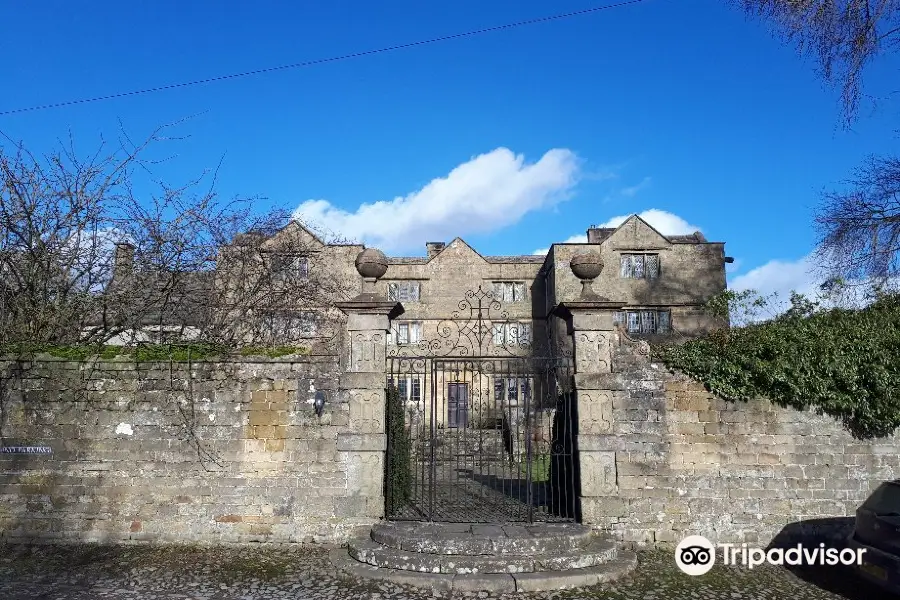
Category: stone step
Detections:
[
  {"x1": 330, "y1": 547, "x2": 638, "y2": 593},
  {"x1": 349, "y1": 535, "x2": 618, "y2": 574},
  {"x1": 370, "y1": 521, "x2": 592, "y2": 555}
]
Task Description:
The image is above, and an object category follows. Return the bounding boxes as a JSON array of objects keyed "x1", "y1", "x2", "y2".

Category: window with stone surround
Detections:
[
  {"x1": 391, "y1": 321, "x2": 422, "y2": 345},
  {"x1": 272, "y1": 255, "x2": 309, "y2": 281},
  {"x1": 492, "y1": 322, "x2": 532, "y2": 345},
  {"x1": 387, "y1": 281, "x2": 420, "y2": 302},
  {"x1": 492, "y1": 281, "x2": 526, "y2": 303},
  {"x1": 388, "y1": 376, "x2": 423, "y2": 403},
  {"x1": 268, "y1": 310, "x2": 318, "y2": 338},
  {"x1": 620, "y1": 253, "x2": 659, "y2": 279},
  {"x1": 613, "y1": 310, "x2": 671, "y2": 334}
]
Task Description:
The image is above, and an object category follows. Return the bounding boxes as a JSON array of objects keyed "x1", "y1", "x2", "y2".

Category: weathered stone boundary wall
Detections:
[
  {"x1": 0, "y1": 355, "x2": 380, "y2": 545},
  {"x1": 586, "y1": 334, "x2": 900, "y2": 546},
  {"x1": 3, "y1": 340, "x2": 897, "y2": 549}
]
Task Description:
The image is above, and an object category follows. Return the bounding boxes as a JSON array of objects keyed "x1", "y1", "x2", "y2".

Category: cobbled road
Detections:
[{"x1": 0, "y1": 543, "x2": 893, "y2": 600}]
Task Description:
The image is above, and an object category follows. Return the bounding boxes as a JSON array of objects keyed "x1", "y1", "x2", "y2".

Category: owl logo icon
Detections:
[{"x1": 675, "y1": 535, "x2": 716, "y2": 575}]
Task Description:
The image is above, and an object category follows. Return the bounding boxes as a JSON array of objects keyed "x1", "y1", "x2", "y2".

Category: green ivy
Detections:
[
  {"x1": 132, "y1": 343, "x2": 229, "y2": 362},
  {"x1": 0, "y1": 342, "x2": 229, "y2": 362},
  {"x1": 654, "y1": 293, "x2": 900, "y2": 439}
]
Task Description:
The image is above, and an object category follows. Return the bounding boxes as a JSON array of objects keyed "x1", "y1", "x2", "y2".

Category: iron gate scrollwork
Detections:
[{"x1": 384, "y1": 286, "x2": 579, "y2": 523}]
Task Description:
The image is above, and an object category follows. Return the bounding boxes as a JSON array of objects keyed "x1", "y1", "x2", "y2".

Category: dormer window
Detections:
[{"x1": 620, "y1": 254, "x2": 659, "y2": 279}]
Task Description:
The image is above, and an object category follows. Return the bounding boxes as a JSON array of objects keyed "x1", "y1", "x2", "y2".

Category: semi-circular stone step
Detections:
[
  {"x1": 349, "y1": 535, "x2": 618, "y2": 574},
  {"x1": 330, "y1": 547, "x2": 638, "y2": 593},
  {"x1": 371, "y1": 521, "x2": 593, "y2": 556}
]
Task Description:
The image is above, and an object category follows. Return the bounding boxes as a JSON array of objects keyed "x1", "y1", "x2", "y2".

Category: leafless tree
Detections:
[
  {"x1": 736, "y1": 0, "x2": 900, "y2": 123},
  {"x1": 736, "y1": 1, "x2": 900, "y2": 288},
  {"x1": 814, "y1": 154, "x2": 900, "y2": 286},
  {"x1": 0, "y1": 122, "x2": 357, "y2": 351}
]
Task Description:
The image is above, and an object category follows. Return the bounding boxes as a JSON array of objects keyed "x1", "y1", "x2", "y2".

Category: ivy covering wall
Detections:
[{"x1": 655, "y1": 293, "x2": 900, "y2": 439}]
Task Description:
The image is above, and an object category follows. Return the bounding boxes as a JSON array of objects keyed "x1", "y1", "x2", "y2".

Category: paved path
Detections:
[{"x1": 0, "y1": 542, "x2": 890, "y2": 599}]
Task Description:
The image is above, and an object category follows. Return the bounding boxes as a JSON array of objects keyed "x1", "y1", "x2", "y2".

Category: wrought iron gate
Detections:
[{"x1": 384, "y1": 287, "x2": 579, "y2": 523}]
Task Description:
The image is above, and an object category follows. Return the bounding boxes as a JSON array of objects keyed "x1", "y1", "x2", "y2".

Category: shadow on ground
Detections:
[{"x1": 767, "y1": 517, "x2": 899, "y2": 599}]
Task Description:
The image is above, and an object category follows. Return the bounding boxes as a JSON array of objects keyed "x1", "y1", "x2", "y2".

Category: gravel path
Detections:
[{"x1": 0, "y1": 542, "x2": 889, "y2": 599}]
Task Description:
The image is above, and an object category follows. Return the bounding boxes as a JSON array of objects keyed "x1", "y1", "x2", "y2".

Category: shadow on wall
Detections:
[
  {"x1": 548, "y1": 390, "x2": 580, "y2": 522},
  {"x1": 766, "y1": 518, "x2": 890, "y2": 600}
]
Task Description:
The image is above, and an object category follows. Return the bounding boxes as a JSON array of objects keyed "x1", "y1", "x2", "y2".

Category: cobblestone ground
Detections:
[{"x1": 0, "y1": 542, "x2": 893, "y2": 600}]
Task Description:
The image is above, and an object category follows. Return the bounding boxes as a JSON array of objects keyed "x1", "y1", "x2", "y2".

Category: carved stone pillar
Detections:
[
  {"x1": 335, "y1": 248, "x2": 403, "y2": 519},
  {"x1": 555, "y1": 251, "x2": 625, "y2": 525}
]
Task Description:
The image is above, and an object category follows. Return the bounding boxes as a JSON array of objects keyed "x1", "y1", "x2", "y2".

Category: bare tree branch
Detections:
[
  {"x1": 737, "y1": 0, "x2": 900, "y2": 124},
  {"x1": 0, "y1": 124, "x2": 357, "y2": 352},
  {"x1": 814, "y1": 154, "x2": 900, "y2": 285}
]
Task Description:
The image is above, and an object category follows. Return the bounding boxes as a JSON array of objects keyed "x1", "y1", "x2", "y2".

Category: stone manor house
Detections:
[{"x1": 110, "y1": 213, "x2": 731, "y2": 349}]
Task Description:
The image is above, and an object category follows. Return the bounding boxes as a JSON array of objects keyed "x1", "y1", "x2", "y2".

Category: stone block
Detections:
[
  {"x1": 578, "y1": 391, "x2": 613, "y2": 435},
  {"x1": 336, "y1": 433, "x2": 386, "y2": 452},
  {"x1": 574, "y1": 373, "x2": 624, "y2": 391},
  {"x1": 580, "y1": 451, "x2": 617, "y2": 496},
  {"x1": 340, "y1": 371, "x2": 385, "y2": 391},
  {"x1": 347, "y1": 390, "x2": 385, "y2": 434}
]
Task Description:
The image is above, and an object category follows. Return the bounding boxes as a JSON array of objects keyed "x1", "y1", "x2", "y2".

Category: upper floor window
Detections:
[
  {"x1": 492, "y1": 322, "x2": 532, "y2": 346},
  {"x1": 388, "y1": 281, "x2": 420, "y2": 302},
  {"x1": 273, "y1": 255, "x2": 309, "y2": 281},
  {"x1": 620, "y1": 254, "x2": 659, "y2": 279},
  {"x1": 493, "y1": 281, "x2": 526, "y2": 303},
  {"x1": 391, "y1": 321, "x2": 422, "y2": 345},
  {"x1": 613, "y1": 310, "x2": 670, "y2": 334}
]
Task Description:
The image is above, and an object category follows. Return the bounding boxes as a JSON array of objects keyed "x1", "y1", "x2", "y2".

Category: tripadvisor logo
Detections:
[
  {"x1": 675, "y1": 535, "x2": 867, "y2": 575},
  {"x1": 675, "y1": 535, "x2": 716, "y2": 576}
]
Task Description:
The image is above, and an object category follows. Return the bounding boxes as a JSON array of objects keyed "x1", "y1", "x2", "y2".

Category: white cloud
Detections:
[
  {"x1": 729, "y1": 254, "x2": 884, "y2": 317},
  {"x1": 620, "y1": 177, "x2": 652, "y2": 198},
  {"x1": 293, "y1": 148, "x2": 580, "y2": 253},
  {"x1": 531, "y1": 209, "x2": 701, "y2": 254},
  {"x1": 730, "y1": 255, "x2": 822, "y2": 299},
  {"x1": 725, "y1": 258, "x2": 743, "y2": 274}
]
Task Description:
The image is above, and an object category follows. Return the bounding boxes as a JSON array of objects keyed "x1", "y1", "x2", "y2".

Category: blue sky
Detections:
[{"x1": 2, "y1": 0, "x2": 898, "y2": 300}]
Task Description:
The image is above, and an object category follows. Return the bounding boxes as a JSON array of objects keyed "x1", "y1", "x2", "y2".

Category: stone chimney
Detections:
[
  {"x1": 586, "y1": 225, "x2": 602, "y2": 244},
  {"x1": 113, "y1": 243, "x2": 134, "y2": 280},
  {"x1": 426, "y1": 242, "x2": 446, "y2": 259}
]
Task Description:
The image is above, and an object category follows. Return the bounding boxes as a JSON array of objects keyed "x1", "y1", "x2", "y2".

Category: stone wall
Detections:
[
  {"x1": 582, "y1": 333, "x2": 900, "y2": 546},
  {"x1": 0, "y1": 355, "x2": 381, "y2": 545},
  {"x1": 3, "y1": 333, "x2": 896, "y2": 549}
]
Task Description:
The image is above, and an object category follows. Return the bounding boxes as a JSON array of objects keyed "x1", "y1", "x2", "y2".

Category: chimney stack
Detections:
[
  {"x1": 426, "y1": 242, "x2": 446, "y2": 259},
  {"x1": 113, "y1": 242, "x2": 134, "y2": 280}
]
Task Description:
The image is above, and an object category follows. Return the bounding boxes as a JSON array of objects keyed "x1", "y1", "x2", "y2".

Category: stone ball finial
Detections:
[
  {"x1": 355, "y1": 248, "x2": 388, "y2": 279},
  {"x1": 570, "y1": 251, "x2": 604, "y2": 281}
]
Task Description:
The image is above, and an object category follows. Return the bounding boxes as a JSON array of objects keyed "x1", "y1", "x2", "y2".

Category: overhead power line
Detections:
[{"x1": 1, "y1": 0, "x2": 650, "y2": 116}]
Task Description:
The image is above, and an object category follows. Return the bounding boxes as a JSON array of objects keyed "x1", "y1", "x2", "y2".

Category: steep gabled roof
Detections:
[
  {"x1": 597, "y1": 215, "x2": 715, "y2": 245},
  {"x1": 609, "y1": 214, "x2": 671, "y2": 244},
  {"x1": 387, "y1": 236, "x2": 546, "y2": 265}
]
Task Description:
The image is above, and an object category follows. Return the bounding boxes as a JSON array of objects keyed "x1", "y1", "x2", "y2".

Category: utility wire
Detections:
[{"x1": 2, "y1": 0, "x2": 650, "y2": 116}]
